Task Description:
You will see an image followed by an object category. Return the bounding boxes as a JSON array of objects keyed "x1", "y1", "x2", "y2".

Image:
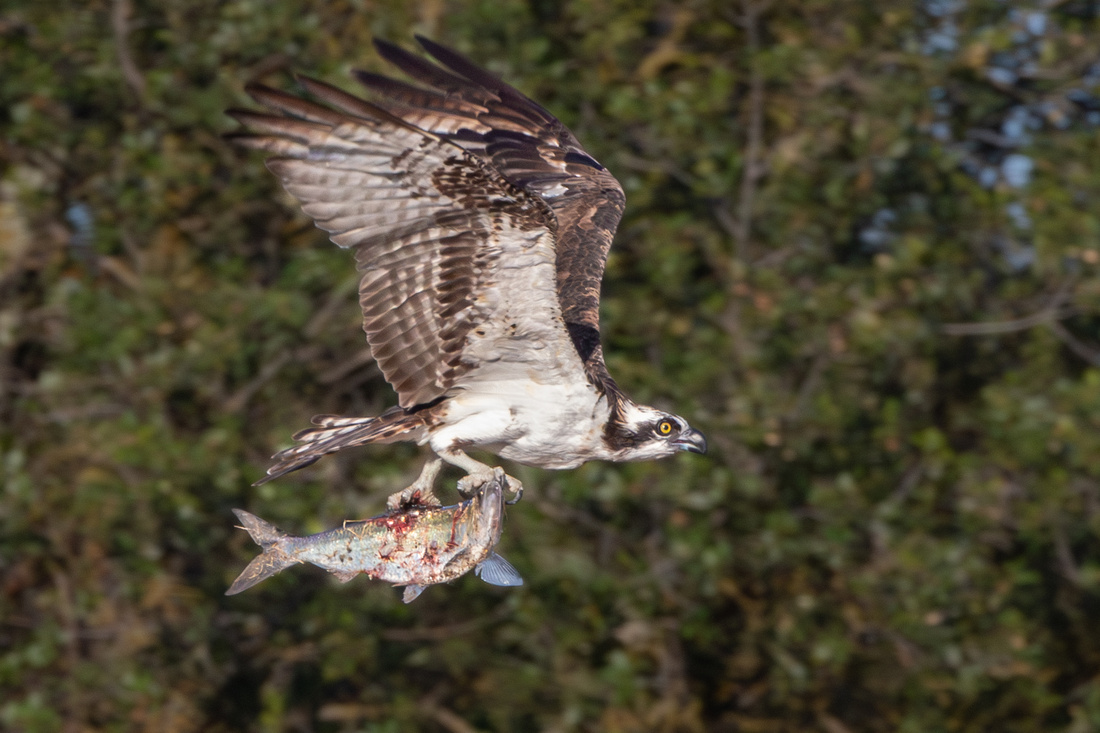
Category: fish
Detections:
[{"x1": 226, "y1": 468, "x2": 522, "y2": 602}]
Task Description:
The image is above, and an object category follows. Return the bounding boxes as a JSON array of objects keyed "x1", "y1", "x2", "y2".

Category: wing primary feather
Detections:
[
  {"x1": 413, "y1": 36, "x2": 559, "y2": 127},
  {"x1": 294, "y1": 75, "x2": 437, "y2": 137},
  {"x1": 373, "y1": 38, "x2": 482, "y2": 96},
  {"x1": 292, "y1": 76, "x2": 382, "y2": 119},
  {"x1": 223, "y1": 133, "x2": 308, "y2": 156},
  {"x1": 226, "y1": 110, "x2": 329, "y2": 140},
  {"x1": 229, "y1": 38, "x2": 628, "y2": 408},
  {"x1": 245, "y1": 84, "x2": 352, "y2": 127},
  {"x1": 352, "y1": 71, "x2": 488, "y2": 118}
]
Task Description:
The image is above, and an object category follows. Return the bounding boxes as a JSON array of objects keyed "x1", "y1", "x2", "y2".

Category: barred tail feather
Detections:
[{"x1": 254, "y1": 407, "x2": 429, "y2": 485}]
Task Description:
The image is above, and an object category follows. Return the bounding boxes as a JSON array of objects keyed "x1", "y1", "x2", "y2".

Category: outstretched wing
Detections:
[
  {"x1": 358, "y1": 37, "x2": 626, "y2": 383},
  {"x1": 229, "y1": 80, "x2": 562, "y2": 409}
]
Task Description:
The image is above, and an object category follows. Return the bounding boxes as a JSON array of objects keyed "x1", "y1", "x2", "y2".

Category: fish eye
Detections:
[{"x1": 657, "y1": 419, "x2": 674, "y2": 436}]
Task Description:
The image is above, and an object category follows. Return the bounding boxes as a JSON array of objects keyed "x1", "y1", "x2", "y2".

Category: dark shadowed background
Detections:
[{"x1": 4, "y1": 0, "x2": 1100, "y2": 730}]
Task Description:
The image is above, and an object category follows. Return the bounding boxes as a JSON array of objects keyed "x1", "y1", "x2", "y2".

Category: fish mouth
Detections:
[{"x1": 672, "y1": 428, "x2": 707, "y2": 455}]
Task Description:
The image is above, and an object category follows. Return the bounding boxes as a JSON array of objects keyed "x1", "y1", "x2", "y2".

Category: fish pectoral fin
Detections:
[
  {"x1": 475, "y1": 553, "x2": 524, "y2": 587},
  {"x1": 329, "y1": 569, "x2": 359, "y2": 583},
  {"x1": 402, "y1": 585, "x2": 426, "y2": 604}
]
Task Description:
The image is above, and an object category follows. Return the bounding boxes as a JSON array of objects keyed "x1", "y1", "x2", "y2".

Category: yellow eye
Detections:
[{"x1": 658, "y1": 420, "x2": 674, "y2": 436}]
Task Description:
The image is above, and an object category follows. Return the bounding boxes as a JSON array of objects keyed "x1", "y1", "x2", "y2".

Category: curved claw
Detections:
[
  {"x1": 386, "y1": 485, "x2": 440, "y2": 510},
  {"x1": 505, "y1": 477, "x2": 523, "y2": 505},
  {"x1": 456, "y1": 468, "x2": 498, "y2": 498},
  {"x1": 388, "y1": 458, "x2": 444, "y2": 509},
  {"x1": 457, "y1": 467, "x2": 523, "y2": 505}
]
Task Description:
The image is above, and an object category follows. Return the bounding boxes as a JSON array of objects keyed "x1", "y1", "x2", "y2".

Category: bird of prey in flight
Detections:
[{"x1": 229, "y1": 36, "x2": 706, "y2": 507}]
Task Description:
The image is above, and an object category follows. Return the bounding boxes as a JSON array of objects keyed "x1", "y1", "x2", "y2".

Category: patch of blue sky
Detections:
[{"x1": 1001, "y1": 154, "x2": 1033, "y2": 188}]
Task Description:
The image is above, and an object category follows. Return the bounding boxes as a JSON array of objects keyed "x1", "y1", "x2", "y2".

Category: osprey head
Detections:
[{"x1": 608, "y1": 403, "x2": 707, "y2": 461}]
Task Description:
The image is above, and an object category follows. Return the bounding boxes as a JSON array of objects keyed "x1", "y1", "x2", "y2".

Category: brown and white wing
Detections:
[
  {"x1": 228, "y1": 80, "x2": 565, "y2": 409},
  {"x1": 357, "y1": 38, "x2": 627, "y2": 390}
]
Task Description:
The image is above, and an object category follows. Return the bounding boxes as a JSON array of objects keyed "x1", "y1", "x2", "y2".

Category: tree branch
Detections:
[
  {"x1": 941, "y1": 279, "x2": 1077, "y2": 336},
  {"x1": 731, "y1": 0, "x2": 772, "y2": 261},
  {"x1": 1046, "y1": 320, "x2": 1100, "y2": 368},
  {"x1": 111, "y1": 0, "x2": 146, "y2": 102},
  {"x1": 940, "y1": 306, "x2": 1074, "y2": 335}
]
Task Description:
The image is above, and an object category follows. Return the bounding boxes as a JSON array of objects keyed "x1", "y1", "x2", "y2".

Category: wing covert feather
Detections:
[
  {"x1": 232, "y1": 85, "x2": 556, "y2": 408},
  {"x1": 359, "y1": 38, "x2": 626, "y2": 385}
]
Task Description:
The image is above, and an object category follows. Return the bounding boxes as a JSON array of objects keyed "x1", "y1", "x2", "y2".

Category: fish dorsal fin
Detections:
[
  {"x1": 402, "y1": 584, "x2": 426, "y2": 603},
  {"x1": 475, "y1": 553, "x2": 524, "y2": 587},
  {"x1": 330, "y1": 569, "x2": 359, "y2": 583}
]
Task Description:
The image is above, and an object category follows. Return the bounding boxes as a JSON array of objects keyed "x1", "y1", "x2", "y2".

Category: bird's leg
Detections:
[
  {"x1": 387, "y1": 457, "x2": 443, "y2": 510},
  {"x1": 444, "y1": 450, "x2": 523, "y2": 503}
]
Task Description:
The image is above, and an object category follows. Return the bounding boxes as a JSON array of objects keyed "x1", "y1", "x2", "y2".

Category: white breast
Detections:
[
  {"x1": 429, "y1": 374, "x2": 610, "y2": 469},
  {"x1": 426, "y1": 226, "x2": 613, "y2": 468}
]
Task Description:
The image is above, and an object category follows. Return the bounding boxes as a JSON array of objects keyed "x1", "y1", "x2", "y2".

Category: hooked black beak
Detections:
[{"x1": 672, "y1": 428, "x2": 707, "y2": 455}]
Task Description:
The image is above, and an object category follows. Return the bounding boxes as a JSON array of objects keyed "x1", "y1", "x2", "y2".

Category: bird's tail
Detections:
[
  {"x1": 226, "y1": 509, "x2": 298, "y2": 595},
  {"x1": 254, "y1": 406, "x2": 430, "y2": 485}
]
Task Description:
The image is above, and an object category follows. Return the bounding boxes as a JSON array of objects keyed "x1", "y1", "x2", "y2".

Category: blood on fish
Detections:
[
  {"x1": 361, "y1": 510, "x2": 421, "y2": 536},
  {"x1": 447, "y1": 505, "x2": 467, "y2": 546},
  {"x1": 226, "y1": 473, "x2": 516, "y2": 598}
]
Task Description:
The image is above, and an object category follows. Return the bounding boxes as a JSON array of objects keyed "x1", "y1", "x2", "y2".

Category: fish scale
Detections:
[{"x1": 227, "y1": 469, "x2": 522, "y2": 602}]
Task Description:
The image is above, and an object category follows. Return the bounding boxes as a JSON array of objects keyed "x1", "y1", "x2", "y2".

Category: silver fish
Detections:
[{"x1": 227, "y1": 468, "x2": 522, "y2": 602}]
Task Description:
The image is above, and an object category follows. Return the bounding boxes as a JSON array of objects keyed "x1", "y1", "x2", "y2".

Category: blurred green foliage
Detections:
[{"x1": 3, "y1": 0, "x2": 1100, "y2": 730}]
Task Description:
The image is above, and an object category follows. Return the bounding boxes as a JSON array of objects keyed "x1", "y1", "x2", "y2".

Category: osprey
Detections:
[{"x1": 230, "y1": 37, "x2": 706, "y2": 507}]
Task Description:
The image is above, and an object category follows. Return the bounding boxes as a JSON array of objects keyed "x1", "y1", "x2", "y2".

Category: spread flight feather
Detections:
[{"x1": 229, "y1": 37, "x2": 705, "y2": 506}]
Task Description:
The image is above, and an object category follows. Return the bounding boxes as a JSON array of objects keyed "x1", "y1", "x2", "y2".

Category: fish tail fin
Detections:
[
  {"x1": 232, "y1": 509, "x2": 289, "y2": 546},
  {"x1": 226, "y1": 509, "x2": 297, "y2": 595},
  {"x1": 475, "y1": 553, "x2": 524, "y2": 587},
  {"x1": 254, "y1": 408, "x2": 429, "y2": 485}
]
